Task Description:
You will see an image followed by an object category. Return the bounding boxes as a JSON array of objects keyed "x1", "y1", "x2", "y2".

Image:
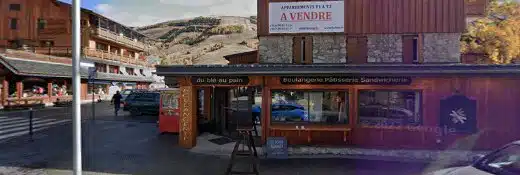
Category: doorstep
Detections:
[{"x1": 189, "y1": 133, "x2": 489, "y2": 164}]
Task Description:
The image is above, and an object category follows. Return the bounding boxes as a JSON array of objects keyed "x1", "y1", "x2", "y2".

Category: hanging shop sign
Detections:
[
  {"x1": 191, "y1": 76, "x2": 250, "y2": 85},
  {"x1": 269, "y1": 0, "x2": 345, "y2": 33},
  {"x1": 439, "y1": 94, "x2": 477, "y2": 134},
  {"x1": 280, "y1": 76, "x2": 412, "y2": 85}
]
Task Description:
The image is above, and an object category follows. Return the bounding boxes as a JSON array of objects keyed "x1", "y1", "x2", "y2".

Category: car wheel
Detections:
[{"x1": 130, "y1": 108, "x2": 142, "y2": 116}]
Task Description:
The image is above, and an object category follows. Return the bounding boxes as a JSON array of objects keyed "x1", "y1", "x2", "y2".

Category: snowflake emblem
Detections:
[{"x1": 450, "y1": 108, "x2": 467, "y2": 124}]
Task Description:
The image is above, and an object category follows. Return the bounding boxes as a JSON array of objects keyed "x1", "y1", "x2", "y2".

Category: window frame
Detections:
[
  {"x1": 357, "y1": 89, "x2": 423, "y2": 127},
  {"x1": 292, "y1": 36, "x2": 313, "y2": 64},
  {"x1": 270, "y1": 89, "x2": 350, "y2": 125},
  {"x1": 9, "y1": 4, "x2": 21, "y2": 11}
]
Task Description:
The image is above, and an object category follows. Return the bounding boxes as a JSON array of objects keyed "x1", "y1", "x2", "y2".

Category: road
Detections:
[
  {"x1": 0, "y1": 102, "x2": 155, "y2": 143},
  {"x1": 0, "y1": 103, "x2": 449, "y2": 175}
]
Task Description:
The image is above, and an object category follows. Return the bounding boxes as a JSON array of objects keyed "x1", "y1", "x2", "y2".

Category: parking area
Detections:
[{"x1": 0, "y1": 102, "x2": 450, "y2": 175}]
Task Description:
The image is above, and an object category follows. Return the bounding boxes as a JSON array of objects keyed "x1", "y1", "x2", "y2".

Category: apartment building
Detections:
[{"x1": 0, "y1": 0, "x2": 155, "y2": 107}]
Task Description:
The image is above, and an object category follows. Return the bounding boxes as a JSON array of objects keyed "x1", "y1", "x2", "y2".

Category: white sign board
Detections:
[{"x1": 269, "y1": 1, "x2": 344, "y2": 34}]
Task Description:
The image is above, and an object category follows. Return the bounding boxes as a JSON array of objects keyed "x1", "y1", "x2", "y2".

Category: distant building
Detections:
[{"x1": 0, "y1": 0, "x2": 156, "y2": 107}]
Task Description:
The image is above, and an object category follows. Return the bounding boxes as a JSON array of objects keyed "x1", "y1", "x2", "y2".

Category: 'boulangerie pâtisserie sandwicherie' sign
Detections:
[
  {"x1": 280, "y1": 76, "x2": 412, "y2": 85},
  {"x1": 269, "y1": 1, "x2": 344, "y2": 33}
]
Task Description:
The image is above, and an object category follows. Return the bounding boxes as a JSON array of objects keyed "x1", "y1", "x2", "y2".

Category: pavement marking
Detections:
[
  {"x1": 0, "y1": 118, "x2": 60, "y2": 130},
  {"x1": 0, "y1": 117, "x2": 72, "y2": 141}
]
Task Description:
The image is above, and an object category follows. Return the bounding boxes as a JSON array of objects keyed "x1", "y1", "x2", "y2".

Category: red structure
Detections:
[{"x1": 158, "y1": 88, "x2": 181, "y2": 133}]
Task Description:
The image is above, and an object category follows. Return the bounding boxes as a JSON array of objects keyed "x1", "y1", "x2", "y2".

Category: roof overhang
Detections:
[{"x1": 156, "y1": 64, "x2": 520, "y2": 77}]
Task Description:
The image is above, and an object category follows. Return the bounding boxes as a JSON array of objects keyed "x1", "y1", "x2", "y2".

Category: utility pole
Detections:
[{"x1": 72, "y1": 0, "x2": 83, "y2": 174}]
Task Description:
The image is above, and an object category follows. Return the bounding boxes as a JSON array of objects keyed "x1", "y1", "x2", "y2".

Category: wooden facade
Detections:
[
  {"x1": 171, "y1": 75, "x2": 520, "y2": 150},
  {"x1": 256, "y1": 0, "x2": 488, "y2": 36},
  {"x1": 224, "y1": 50, "x2": 259, "y2": 64}
]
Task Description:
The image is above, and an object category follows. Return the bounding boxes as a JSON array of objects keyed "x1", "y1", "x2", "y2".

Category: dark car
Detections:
[
  {"x1": 124, "y1": 91, "x2": 160, "y2": 116},
  {"x1": 427, "y1": 140, "x2": 520, "y2": 175}
]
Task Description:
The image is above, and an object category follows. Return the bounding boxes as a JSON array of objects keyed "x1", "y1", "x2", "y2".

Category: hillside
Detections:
[{"x1": 137, "y1": 16, "x2": 258, "y2": 65}]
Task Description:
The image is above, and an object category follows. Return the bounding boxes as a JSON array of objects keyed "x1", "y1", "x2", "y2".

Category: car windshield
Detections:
[
  {"x1": 122, "y1": 90, "x2": 133, "y2": 95},
  {"x1": 134, "y1": 93, "x2": 160, "y2": 102},
  {"x1": 475, "y1": 144, "x2": 520, "y2": 175}
]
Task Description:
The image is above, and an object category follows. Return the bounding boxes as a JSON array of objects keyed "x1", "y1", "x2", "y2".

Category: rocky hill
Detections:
[{"x1": 136, "y1": 16, "x2": 258, "y2": 65}]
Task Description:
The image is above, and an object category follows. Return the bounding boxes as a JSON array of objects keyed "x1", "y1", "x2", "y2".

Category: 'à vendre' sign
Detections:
[
  {"x1": 191, "y1": 76, "x2": 250, "y2": 85},
  {"x1": 280, "y1": 76, "x2": 412, "y2": 85},
  {"x1": 269, "y1": 1, "x2": 345, "y2": 33}
]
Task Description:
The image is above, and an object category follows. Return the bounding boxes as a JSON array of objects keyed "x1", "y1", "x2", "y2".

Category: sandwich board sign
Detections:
[{"x1": 265, "y1": 137, "x2": 288, "y2": 159}]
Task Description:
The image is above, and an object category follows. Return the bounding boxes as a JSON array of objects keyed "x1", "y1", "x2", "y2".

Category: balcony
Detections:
[
  {"x1": 83, "y1": 48, "x2": 149, "y2": 67},
  {"x1": 92, "y1": 27, "x2": 146, "y2": 51}
]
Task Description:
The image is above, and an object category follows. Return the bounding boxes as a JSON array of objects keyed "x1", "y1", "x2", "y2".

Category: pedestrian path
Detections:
[{"x1": 0, "y1": 116, "x2": 71, "y2": 141}]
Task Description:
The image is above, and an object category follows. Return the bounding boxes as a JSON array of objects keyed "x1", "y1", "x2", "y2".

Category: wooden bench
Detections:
[{"x1": 270, "y1": 126, "x2": 352, "y2": 143}]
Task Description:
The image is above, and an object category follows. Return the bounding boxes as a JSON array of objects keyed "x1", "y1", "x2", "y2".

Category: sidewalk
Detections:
[{"x1": 190, "y1": 133, "x2": 489, "y2": 164}]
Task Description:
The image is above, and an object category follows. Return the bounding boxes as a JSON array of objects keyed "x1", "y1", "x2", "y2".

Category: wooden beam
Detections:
[
  {"x1": 16, "y1": 81, "x2": 22, "y2": 99},
  {"x1": 179, "y1": 85, "x2": 198, "y2": 148}
]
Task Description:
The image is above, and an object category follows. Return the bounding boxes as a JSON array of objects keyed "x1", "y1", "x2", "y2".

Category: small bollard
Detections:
[{"x1": 29, "y1": 108, "x2": 34, "y2": 140}]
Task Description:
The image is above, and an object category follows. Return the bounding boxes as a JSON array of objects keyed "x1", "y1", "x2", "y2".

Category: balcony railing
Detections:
[
  {"x1": 92, "y1": 27, "x2": 146, "y2": 51},
  {"x1": 83, "y1": 48, "x2": 149, "y2": 66}
]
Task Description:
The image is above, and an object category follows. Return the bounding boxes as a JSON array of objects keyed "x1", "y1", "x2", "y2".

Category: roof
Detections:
[
  {"x1": 155, "y1": 64, "x2": 520, "y2": 76},
  {"x1": 54, "y1": 1, "x2": 146, "y2": 38},
  {"x1": 0, "y1": 55, "x2": 153, "y2": 83},
  {"x1": 224, "y1": 50, "x2": 258, "y2": 61}
]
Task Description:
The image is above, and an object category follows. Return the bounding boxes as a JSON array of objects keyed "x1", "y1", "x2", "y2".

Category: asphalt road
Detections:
[{"x1": 0, "y1": 103, "x2": 447, "y2": 175}]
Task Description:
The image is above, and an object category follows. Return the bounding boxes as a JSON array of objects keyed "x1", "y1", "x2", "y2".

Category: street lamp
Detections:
[{"x1": 72, "y1": 0, "x2": 83, "y2": 174}]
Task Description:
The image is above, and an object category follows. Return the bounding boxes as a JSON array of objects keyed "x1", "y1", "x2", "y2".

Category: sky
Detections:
[{"x1": 59, "y1": 0, "x2": 257, "y2": 27}]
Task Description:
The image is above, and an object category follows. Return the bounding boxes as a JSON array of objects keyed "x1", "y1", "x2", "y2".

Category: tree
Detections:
[{"x1": 462, "y1": 0, "x2": 520, "y2": 64}]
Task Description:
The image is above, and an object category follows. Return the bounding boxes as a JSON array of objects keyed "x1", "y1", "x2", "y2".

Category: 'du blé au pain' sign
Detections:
[
  {"x1": 280, "y1": 76, "x2": 412, "y2": 85},
  {"x1": 269, "y1": 1, "x2": 345, "y2": 33},
  {"x1": 191, "y1": 76, "x2": 250, "y2": 85}
]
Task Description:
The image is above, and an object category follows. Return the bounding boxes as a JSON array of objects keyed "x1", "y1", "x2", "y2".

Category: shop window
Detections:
[
  {"x1": 95, "y1": 63, "x2": 107, "y2": 73},
  {"x1": 347, "y1": 36, "x2": 368, "y2": 64},
  {"x1": 271, "y1": 90, "x2": 348, "y2": 124},
  {"x1": 9, "y1": 18, "x2": 18, "y2": 30},
  {"x1": 358, "y1": 90, "x2": 421, "y2": 126},
  {"x1": 9, "y1": 4, "x2": 21, "y2": 11},
  {"x1": 292, "y1": 36, "x2": 313, "y2": 64},
  {"x1": 126, "y1": 67, "x2": 135, "y2": 76},
  {"x1": 108, "y1": 65, "x2": 119, "y2": 74},
  {"x1": 403, "y1": 35, "x2": 420, "y2": 64}
]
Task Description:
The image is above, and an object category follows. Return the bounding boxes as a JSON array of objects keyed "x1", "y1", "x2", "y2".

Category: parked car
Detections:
[
  {"x1": 427, "y1": 140, "x2": 520, "y2": 175},
  {"x1": 252, "y1": 103, "x2": 309, "y2": 122},
  {"x1": 124, "y1": 91, "x2": 160, "y2": 116}
]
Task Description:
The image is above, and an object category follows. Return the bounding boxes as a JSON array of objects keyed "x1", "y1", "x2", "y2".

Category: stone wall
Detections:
[
  {"x1": 423, "y1": 33, "x2": 461, "y2": 63},
  {"x1": 312, "y1": 35, "x2": 347, "y2": 63},
  {"x1": 259, "y1": 36, "x2": 293, "y2": 63},
  {"x1": 367, "y1": 34, "x2": 402, "y2": 63}
]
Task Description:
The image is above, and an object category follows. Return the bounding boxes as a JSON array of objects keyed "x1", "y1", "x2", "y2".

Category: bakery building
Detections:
[{"x1": 156, "y1": 0, "x2": 520, "y2": 151}]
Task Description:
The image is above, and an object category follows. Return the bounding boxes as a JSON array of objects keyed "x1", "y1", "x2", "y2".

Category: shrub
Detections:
[
  {"x1": 249, "y1": 16, "x2": 257, "y2": 24},
  {"x1": 207, "y1": 25, "x2": 244, "y2": 35}
]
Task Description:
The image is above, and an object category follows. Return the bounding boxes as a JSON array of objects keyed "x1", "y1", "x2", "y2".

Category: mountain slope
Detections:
[{"x1": 137, "y1": 16, "x2": 258, "y2": 65}]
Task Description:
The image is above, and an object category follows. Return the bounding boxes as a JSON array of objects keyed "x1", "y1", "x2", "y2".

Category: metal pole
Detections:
[
  {"x1": 92, "y1": 82, "x2": 95, "y2": 120},
  {"x1": 72, "y1": 0, "x2": 82, "y2": 174},
  {"x1": 29, "y1": 108, "x2": 33, "y2": 140}
]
